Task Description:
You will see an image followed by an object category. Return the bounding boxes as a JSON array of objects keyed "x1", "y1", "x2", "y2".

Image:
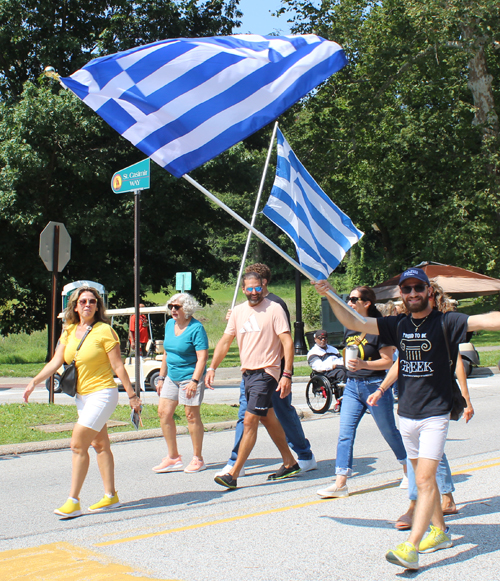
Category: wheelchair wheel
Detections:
[{"x1": 306, "y1": 375, "x2": 333, "y2": 414}]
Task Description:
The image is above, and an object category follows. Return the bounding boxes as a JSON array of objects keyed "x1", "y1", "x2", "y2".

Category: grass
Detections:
[
  {"x1": 0, "y1": 402, "x2": 239, "y2": 445},
  {"x1": 475, "y1": 350, "x2": 500, "y2": 368}
]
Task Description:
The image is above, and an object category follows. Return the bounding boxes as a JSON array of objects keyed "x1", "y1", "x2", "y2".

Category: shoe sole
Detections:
[
  {"x1": 153, "y1": 464, "x2": 184, "y2": 473},
  {"x1": 316, "y1": 489, "x2": 349, "y2": 498},
  {"x1": 88, "y1": 502, "x2": 121, "y2": 512},
  {"x1": 184, "y1": 465, "x2": 207, "y2": 473},
  {"x1": 54, "y1": 510, "x2": 82, "y2": 519},
  {"x1": 214, "y1": 476, "x2": 237, "y2": 489},
  {"x1": 419, "y1": 540, "x2": 453, "y2": 554},
  {"x1": 386, "y1": 552, "x2": 419, "y2": 570}
]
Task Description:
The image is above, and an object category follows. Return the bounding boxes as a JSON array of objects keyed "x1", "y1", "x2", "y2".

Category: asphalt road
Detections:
[{"x1": 1, "y1": 373, "x2": 499, "y2": 580}]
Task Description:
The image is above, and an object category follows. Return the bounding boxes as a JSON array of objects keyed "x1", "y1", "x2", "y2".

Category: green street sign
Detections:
[
  {"x1": 111, "y1": 158, "x2": 150, "y2": 194},
  {"x1": 176, "y1": 272, "x2": 192, "y2": 292}
]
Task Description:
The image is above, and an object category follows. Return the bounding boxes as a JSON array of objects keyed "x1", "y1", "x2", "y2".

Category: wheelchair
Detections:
[{"x1": 305, "y1": 371, "x2": 345, "y2": 414}]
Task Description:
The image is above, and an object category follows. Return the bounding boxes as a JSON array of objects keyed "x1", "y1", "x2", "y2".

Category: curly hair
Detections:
[
  {"x1": 167, "y1": 293, "x2": 199, "y2": 318},
  {"x1": 352, "y1": 286, "x2": 383, "y2": 318},
  {"x1": 246, "y1": 263, "x2": 271, "y2": 284},
  {"x1": 430, "y1": 281, "x2": 456, "y2": 313},
  {"x1": 64, "y1": 286, "x2": 109, "y2": 326}
]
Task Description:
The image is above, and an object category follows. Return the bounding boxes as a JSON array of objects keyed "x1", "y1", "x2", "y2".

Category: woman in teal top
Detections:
[{"x1": 153, "y1": 293, "x2": 209, "y2": 474}]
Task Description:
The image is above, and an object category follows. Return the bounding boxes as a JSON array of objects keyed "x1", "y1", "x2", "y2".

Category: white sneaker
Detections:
[
  {"x1": 317, "y1": 484, "x2": 349, "y2": 498},
  {"x1": 399, "y1": 474, "x2": 409, "y2": 489},
  {"x1": 215, "y1": 463, "x2": 245, "y2": 477},
  {"x1": 298, "y1": 455, "x2": 317, "y2": 472}
]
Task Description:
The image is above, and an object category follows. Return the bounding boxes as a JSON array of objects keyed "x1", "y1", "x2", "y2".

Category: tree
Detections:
[{"x1": 277, "y1": 0, "x2": 500, "y2": 285}]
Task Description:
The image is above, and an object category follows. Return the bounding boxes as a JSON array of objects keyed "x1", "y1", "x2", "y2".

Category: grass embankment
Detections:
[{"x1": 0, "y1": 403, "x2": 239, "y2": 446}]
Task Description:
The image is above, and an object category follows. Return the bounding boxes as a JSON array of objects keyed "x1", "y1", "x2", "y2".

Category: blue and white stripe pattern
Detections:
[
  {"x1": 263, "y1": 129, "x2": 363, "y2": 280},
  {"x1": 60, "y1": 35, "x2": 347, "y2": 178}
]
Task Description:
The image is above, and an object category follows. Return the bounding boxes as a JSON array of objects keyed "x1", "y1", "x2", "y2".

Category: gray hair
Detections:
[{"x1": 167, "y1": 292, "x2": 198, "y2": 318}]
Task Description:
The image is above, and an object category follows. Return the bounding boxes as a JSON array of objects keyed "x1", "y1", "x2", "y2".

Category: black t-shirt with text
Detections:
[
  {"x1": 377, "y1": 310, "x2": 469, "y2": 419},
  {"x1": 344, "y1": 328, "x2": 390, "y2": 379}
]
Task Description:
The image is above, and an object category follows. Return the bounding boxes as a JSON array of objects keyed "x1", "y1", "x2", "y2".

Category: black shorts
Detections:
[{"x1": 243, "y1": 369, "x2": 277, "y2": 417}]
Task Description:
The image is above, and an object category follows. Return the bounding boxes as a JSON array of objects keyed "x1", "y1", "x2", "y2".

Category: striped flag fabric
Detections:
[
  {"x1": 263, "y1": 129, "x2": 363, "y2": 280},
  {"x1": 60, "y1": 35, "x2": 347, "y2": 178}
]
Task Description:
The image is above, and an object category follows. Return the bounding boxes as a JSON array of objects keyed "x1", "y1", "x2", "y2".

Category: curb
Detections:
[{"x1": 0, "y1": 410, "x2": 314, "y2": 457}]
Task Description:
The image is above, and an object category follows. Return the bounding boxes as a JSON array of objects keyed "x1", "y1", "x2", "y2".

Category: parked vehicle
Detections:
[{"x1": 459, "y1": 342, "x2": 480, "y2": 377}]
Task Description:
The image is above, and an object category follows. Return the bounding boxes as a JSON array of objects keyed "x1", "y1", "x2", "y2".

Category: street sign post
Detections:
[
  {"x1": 111, "y1": 158, "x2": 150, "y2": 194},
  {"x1": 39, "y1": 222, "x2": 71, "y2": 403},
  {"x1": 112, "y1": 159, "x2": 151, "y2": 395}
]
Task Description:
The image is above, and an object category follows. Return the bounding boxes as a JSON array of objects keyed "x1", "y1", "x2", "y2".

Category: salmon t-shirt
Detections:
[{"x1": 224, "y1": 298, "x2": 290, "y2": 381}]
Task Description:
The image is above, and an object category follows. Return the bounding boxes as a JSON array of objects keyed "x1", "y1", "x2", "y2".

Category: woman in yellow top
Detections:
[{"x1": 23, "y1": 286, "x2": 142, "y2": 519}]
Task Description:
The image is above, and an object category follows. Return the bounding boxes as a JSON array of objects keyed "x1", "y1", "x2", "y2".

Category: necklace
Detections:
[{"x1": 410, "y1": 315, "x2": 429, "y2": 331}]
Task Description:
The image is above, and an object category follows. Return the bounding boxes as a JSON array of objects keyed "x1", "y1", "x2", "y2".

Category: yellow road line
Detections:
[{"x1": 95, "y1": 457, "x2": 500, "y2": 548}]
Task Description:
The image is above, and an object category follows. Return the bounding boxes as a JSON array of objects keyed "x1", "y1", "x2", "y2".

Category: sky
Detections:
[{"x1": 236, "y1": 0, "x2": 293, "y2": 36}]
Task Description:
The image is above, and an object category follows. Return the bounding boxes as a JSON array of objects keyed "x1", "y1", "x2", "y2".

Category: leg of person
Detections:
[
  {"x1": 437, "y1": 454, "x2": 457, "y2": 514},
  {"x1": 153, "y1": 390, "x2": 183, "y2": 472},
  {"x1": 272, "y1": 390, "x2": 316, "y2": 471},
  {"x1": 395, "y1": 459, "x2": 416, "y2": 531},
  {"x1": 261, "y1": 408, "x2": 301, "y2": 480},
  {"x1": 317, "y1": 378, "x2": 365, "y2": 498},
  {"x1": 363, "y1": 379, "x2": 407, "y2": 468},
  {"x1": 216, "y1": 378, "x2": 247, "y2": 477},
  {"x1": 88, "y1": 425, "x2": 121, "y2": 512},
  {"x1": 183, "y1": 405, "x2": 207, "y2": 472}
]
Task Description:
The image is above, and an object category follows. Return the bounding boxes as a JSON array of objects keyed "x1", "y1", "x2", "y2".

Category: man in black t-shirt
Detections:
[{"x1": 314, "y1": 267, "x2": 500, "y2": 570}]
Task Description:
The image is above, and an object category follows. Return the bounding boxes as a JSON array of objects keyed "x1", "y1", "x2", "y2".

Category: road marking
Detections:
[{"x1": 0, "y1": 542, "x2": 177, "y2": 580}]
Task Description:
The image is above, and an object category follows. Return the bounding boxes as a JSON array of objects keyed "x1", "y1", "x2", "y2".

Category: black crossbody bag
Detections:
[
  {"x1": 59, "y1": 324, "x2": 94, "y2": 397},
  {"x1": 441, "y1": 316, "x2": 467, "y2": 421}
]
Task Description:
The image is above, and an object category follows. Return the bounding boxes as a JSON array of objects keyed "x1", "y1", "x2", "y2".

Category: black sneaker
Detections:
[
  {"x1": 267, "y1": 463, "x2": 301, "y2": 481},
  {"x1": 214, "y1": 473, "x2": 237, "y2": 489}
]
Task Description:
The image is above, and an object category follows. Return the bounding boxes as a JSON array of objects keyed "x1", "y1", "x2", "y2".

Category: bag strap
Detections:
[
  {"x1": 440, "y1": 315, "x2": 453, "y2": 371},
  {"x1": 71, "y1": 323, "x2": 95, "y2": 363},
  {"x1": 353, "y1": 332, "x2": 366, "y2": 346}
]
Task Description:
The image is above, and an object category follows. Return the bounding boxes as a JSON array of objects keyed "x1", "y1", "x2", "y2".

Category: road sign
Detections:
[
  {"x1": 39, "y1": 222, "x2": 71, "y2": 272},
  {"x1": 111, "y1": 158, "x2": 150, "y2": 194},
  {"x1": 176, "y1": 272, "x2": 192, "y2": 292}
]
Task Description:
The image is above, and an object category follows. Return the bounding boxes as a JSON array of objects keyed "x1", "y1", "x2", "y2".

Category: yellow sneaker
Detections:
[
  {"x1": 88, "y1": 492, "x2": 121, "y2": 512},
  {"x1": 54, "y1": 498, "x2": 82, "y2": 519},
  {"x1": 386, "y1": 541, "x2": 419, "y2": 569},
  {"x1": 419, "y1": 525, "x2": 453, "y2": 553}
]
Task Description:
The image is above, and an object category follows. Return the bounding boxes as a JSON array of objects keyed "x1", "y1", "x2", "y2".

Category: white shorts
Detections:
[
  {"x1": 75, "y1": 388, "x2": 119, "y2": 432},
  {"x1": 399, "y1": 414, "x2": 450, "y2": 461},
  {"x1": 160, "y1": 376, "x2": 205, "y2": 406}
]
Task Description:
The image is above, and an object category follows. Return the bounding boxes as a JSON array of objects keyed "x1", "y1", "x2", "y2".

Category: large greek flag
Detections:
[
  {"x1": 60, "y1": 35, "x2": 347, "y2": 178},
  {"x1": 263, "y1": 129, "x2": 363, "y2": 280}
]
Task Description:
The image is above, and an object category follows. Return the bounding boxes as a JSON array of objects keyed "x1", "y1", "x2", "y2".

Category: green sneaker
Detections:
[
  {"x1": 386, "y1": 542, "x2": 419, "y2": 569},
  {"x1": 419, "y1": 525, "x2": 452, "y2": 553},
  {"x1": 88, "y1": 492, "x2": 121, "y2": 512},
  {"x1": 54, "y1": 498, "x2": 82, "y2": 519}
]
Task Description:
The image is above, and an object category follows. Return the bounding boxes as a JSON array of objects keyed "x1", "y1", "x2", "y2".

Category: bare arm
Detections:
[
  {"x1": 367, "y1": 356, "x2": 399, "y2": 407},
  {"x1": 277, "y1": 331, "x2": 294, "y2": 398},
  {"x1": 456, "y1": 352, "x2": 474, "y2": 423},
  {"x1": 205, "y1": 333, "x2": 235, "y2": 388},
  {"x1": 23, "y1": 342, "x2": 67, "y2": 402},
  {"x1": 107, "y1": 344, "x2": 142, "y2": 411},
  {"x1": 183, "y1": 349, "x2": 210, "y2": 395},
  {"x1": 467, "y1": 312, "x2": 500, "y2": 332},
  {"x1": 312, "y1": 280, "x2": 380, "y2": 335}
]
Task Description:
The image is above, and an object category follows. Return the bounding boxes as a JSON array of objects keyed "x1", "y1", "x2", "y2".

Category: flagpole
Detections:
[
  {"x1": 230, "y1": 121, "x2": 278, "y2": 310},
  {"x1": 182, "y1": 174, "x2": 366, "y2": 324}
]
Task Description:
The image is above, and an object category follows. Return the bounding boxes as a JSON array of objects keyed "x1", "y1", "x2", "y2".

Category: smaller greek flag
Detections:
[{"x1": 263, "y1": 129, "x2": 363, "y2": 280}]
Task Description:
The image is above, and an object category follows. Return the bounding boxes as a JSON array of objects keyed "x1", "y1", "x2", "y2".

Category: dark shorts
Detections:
[{"x1": 243, "y1": 369, "x2": 277, "y2": 417}]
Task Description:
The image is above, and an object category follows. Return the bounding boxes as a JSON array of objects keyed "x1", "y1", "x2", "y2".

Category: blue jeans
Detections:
[
  {"x1": 336, "y1": 377, "x2": 406, "y2": 476},
  {"x1": 407, "y1": 453, "x2": 455, "y2": 500},
  {"x1": 227, "y1": 378, "x2": 313, "y2": 465}
]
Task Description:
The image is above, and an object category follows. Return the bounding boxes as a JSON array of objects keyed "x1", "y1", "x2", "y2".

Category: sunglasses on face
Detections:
[
  {"x1": 168, "y1": 304, "x2": 182, "y2": 310},
  {"x1": 78, "y1": 298, "x2": 97, "y2": 306},
  {"x1": 316, "y1": 335, "x2": 327, "y2": 340},
  {"x1": 400, "y1": 284, "x2": 427, "y2": 294},
  {"x1": 244, "y1": 286, "x2": 263, "y2": 293},
  {"x1": 346, "y1": 296, "x2": 361, "y2": 304}
]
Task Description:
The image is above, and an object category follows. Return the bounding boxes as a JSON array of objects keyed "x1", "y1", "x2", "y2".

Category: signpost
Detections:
[
  {"x1": 112, "y1": 159, "x2": 151, "y2": 395},
  {"x1": 39, "y1": 222, "x2": 71, "y2": 403},
  {"x1": 176, "y1": 272, "x2": 192, "y2": 292}
]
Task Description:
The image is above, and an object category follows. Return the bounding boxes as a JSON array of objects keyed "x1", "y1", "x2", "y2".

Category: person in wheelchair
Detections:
[{"x1": 307, "y1": 330, "x2": 347, "y2": 384}]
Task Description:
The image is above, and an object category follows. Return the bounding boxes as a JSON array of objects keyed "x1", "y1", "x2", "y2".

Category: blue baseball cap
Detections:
[{"x1": 399, "y1": 267, "x2": 430, "y2": 286}]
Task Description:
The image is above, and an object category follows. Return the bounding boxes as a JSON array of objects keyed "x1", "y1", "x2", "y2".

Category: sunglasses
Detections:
[
  {"x1": 400, "y1": 284, "x2": 427, "y2": 294},
  {"x1": 78, "y1": 298, "x2": 97, "y2": 306},
  {"x1": 168, "y1": 304, "x2": 182, "y2": 310},
  {"x1": 244, "y1": 286, "x2": 263, "y2": 293},
  {"x1": 316, "y1": 335, "x2": 327, "y2": 340},
  {"x1": 346, "y1": 296, "x2": 361, "y2": 304}
]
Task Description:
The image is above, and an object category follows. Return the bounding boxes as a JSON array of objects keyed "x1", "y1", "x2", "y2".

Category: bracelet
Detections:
[
  {"x1": 157, "y1": 375, "x2": 165, "y2": 381},
  {"x1": 282, "y1": 372, "x2": 292, "y2": 379},
  {"x1": 377, "y1": 387, "x2": 385, "y2": 395},
  {"x1": 283, "y1": 369, "x2": 293, "y2": 374},
  {"x1": 207, "y1": 367, "x2": 216, "y2": 372},
  {"x1": 191, "y1": 378, "x2": 199, "y2": 384},
  {"x1": 129, "y1": 394, "x2": 138, "y2": 399}
]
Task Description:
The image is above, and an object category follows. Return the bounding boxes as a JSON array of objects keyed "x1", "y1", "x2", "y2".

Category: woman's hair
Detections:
[
  {"x1": 430, "y1": 281, "x2": 456, "y2": 313},
  {"x1": 377, "y1": 300, "x2": 398, "y2": 317},
  {"x1": 64, "y1": 286, "x2": 109, "y2": 326},
  {"x1": 352, "y1": 286, "x2": 383, "y2": 318},
  {"x1": 167, "y1": 293, "x2": 199, "y2": 318}
]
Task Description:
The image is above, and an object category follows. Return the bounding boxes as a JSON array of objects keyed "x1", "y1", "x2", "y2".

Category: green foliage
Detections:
[{"x1": 303, "y1": 285, "x2": 321, "y2": 329}]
